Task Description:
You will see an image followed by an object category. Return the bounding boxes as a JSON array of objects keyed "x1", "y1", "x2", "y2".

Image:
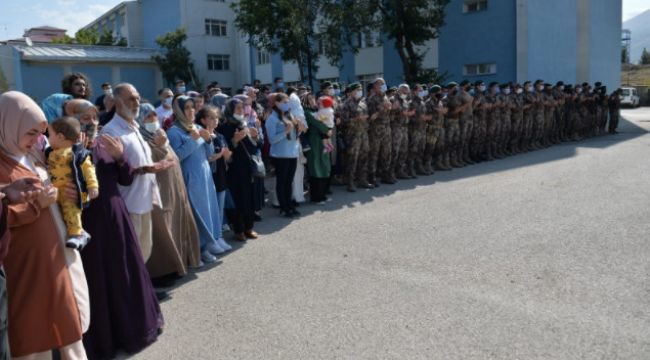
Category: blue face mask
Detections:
[
  {"x1": 277, "y1": 82, "x2": 284, "y2": 89},
  {"x1": 380, "y1": 84, "x2": 388, "y2": 93},
  {"x1": 177, "y1": 86, "x2": 186, "y2": 93},
  {"x1": 279, "y1": 102, "x2": 290, "y2": 113},
  {"x1": 469, "y1": 89, "x2": 475, "y2": 96},
  {"x1": 334, "y1": 89, "x2": 341, "y2": 96}
]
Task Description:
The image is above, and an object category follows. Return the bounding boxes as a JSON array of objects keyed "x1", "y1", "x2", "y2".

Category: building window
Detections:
[
  {"x1": 257, "y1": 49, "x2": 270, "y2": 65},
  {"x1": 463, "y1": 0, "x2": 488, "y2": 13},
  {"x1": 463, "y1": 63, "x2": 496, "y2": 76},
  {"x1": 356, "y1": 31, "x2": 381, "y2": 49},
  {"x1": 205, "y1": 19, "x2": 227, "y2": 37},
  {"x1": 207, "y1": 54, "x2": 230, "y2": 71}
]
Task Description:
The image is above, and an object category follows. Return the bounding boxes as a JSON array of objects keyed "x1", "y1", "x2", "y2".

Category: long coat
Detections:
[{"x1": 305, "y1": 111, "x2": 332, "y2": 179}]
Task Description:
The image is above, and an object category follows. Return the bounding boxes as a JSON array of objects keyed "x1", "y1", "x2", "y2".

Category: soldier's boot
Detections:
[
  {"x1": 424, "y1": 157, "x2": 434, "y2": 175},
  {"x1": 450, "y1": 152, "x2": 462, "y2": 168},
  {"x1": 434, "y1": 156, "x2": 446, "y2": 171},
  {"x1": 463, "y1": 147, "x2": 474, "y2": 165},
  {"x1": 493, "y1": 143, "x2": 504, "y2": 159},
  {"x1": 406, "y1": 160, "x2": 418, "y2": 178},
  {"x1": 415, "y1": 158, "x2": 427, "y2": 175},
  {"x1": 346, "y1": 180, "x2": 357, "y2": 192},
  {"x1": 442, "y1": 153, "x2": 452, "y2": 169}
]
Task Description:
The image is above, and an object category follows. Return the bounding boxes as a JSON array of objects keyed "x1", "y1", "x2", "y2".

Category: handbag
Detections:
[{"x1": 242, "y1": 140, "x2": 266, "y2": 178}]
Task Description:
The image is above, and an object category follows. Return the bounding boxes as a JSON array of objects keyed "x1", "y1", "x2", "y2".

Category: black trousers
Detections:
[
  {"x1": 273, "y1": 157, "x2": 297, "y2": 212},
  {"x1": 229, "y1": 179, "x2": 255, "y2": 234},
  {"x1": 0, "y1": 269, "x2": 9, "y2": 360},
  {"x1": 310, "y1": 177, "x2": 328, "y2": 203}
]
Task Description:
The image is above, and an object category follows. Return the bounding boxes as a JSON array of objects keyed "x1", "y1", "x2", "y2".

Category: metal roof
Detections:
[{"x1": 12, "y1": 44, "x2": 158, "y2": 63}]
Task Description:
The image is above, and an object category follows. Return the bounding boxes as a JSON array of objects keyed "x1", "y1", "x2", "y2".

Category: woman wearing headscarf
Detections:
[
  {"x1": 65, "y1": 98, "x2": 164, "y2": 359},
  {"x1": 167, "y1": 96, "x2": 229, "y2": 264},
  {"x1": 41, "y1": 93, "x2": 73, "y2": 123},
  {"x1": 218, "y1": 98, "x2": 258, "y2": 241},
  {"x1": 302, "y1": 94, "x2": 333, "y2": 204},
  {"x1": 136, "y1": 103, "x2": 202, "y2": 275},
  {"x1": 0, "y1": 91, "x2": 88, "y2": 359}
]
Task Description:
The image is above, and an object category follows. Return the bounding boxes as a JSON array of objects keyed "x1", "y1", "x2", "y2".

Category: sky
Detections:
[{"x1": 0, "y1": 0, "x2": 648, "y2": 40}]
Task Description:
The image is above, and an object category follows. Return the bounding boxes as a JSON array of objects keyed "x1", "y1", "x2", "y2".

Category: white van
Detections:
[{"x1": 620, "y1": 87, "x2": 640, "y2": 107}]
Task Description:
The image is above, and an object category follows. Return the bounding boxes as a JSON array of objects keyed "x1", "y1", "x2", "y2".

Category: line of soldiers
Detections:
[{"x1": 335, "y1": 78, "x2": 622, "y2": 192}]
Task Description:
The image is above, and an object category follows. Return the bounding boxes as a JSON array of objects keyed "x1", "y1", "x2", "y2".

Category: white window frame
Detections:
[
  {"x1": 205, "y1": 19, "x2": 227, "y2": 37},
  {"x1": 207, "y1": 54, "x2": 230, "y2": 71},
  {"x1": 463, "y1": 0, "x2": 488, "y2": 13},
  {"x1": 463, "y1": 63, "x2": 497, "y2": 76}
]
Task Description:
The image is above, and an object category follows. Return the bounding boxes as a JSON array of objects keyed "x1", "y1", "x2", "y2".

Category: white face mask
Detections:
[
  {"x1": 576, "y1": 88, "x2": 583, "y2": 94},
  {"x1": 516, "y1": 88, "x2": 523, "y2": 94},
  {"x1": 526, "y1": 86, "x2": 533, "y2": 92},
  {"x1": 503, "y1": 88, "x2": 511, "y2": 95},
  {"x1": 380, "y1": 84, "x2": 388, "y2": 93},
  {"x1": 144, "y1": 121, "x2": 160, "y2": 133},
  {"x1": 478, "y1": 85, "x2": 486, "y2": 92},
  {"x1": 164, "y1": 97, "x2": 173, "y2": 106},
  {"x1": 536, "y1": 85, "x2": 543, "y2": 92},
  {"x1": 354, "y1": 90, "x2": 363, "y2": 99},
  {"x1": 327, "y1": 88, "x2": 335, "y2": 96},
  {"x1": 400, "y1": 94, "x2": 408, "y2": 100},
  {"x1": 418, "y1": 90, "x2": 428, "y2": 98},
  {"x1": 559, "y1": 86, "x2": 565, "y2": 91},
  {"x1": 104, "y1": 89, "x2": 112, "y2": 96},
  {"x1": 234, "y1": 114, "x2": 245, "y2": 122}
]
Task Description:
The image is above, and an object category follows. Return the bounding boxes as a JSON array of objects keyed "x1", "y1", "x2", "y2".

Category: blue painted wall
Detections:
[
  {"x1": 270, "y1": 52, "x2": 283, "y2": 87},
  {"x1": 141, "y1": 0, "x2": 181, "y2": 48},
  {"x1": 588, "y1": 0, "x2": 621, "y2": 90},
  {"x1": 339, "y1": 46, "x2": 356, "y2": 85},
  {"x1": 526, "y1": 0, "x2": 577, "y2": 84},
  {"x1": 382, "y1": 36, "x2": 403, "y2": 86},
  {"x1": 438, "y1": 0, "x2": 517, "y2": 83},
  {"x1": 120, "y1": 67, "x2": 157, "y2": 101},
  {"x1": 71, "y1": 65, "x2": 112, "y2": 101},
  {"x1": 20, "y1": 63, "x2": 64, "y2": 103}
]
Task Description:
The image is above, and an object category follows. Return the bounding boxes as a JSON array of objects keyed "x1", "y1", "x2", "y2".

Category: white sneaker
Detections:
[
  {"x1": 217, "y1": 237, "x2": 232, "y2": 251},
  {"x1": 206, "y1": 241, "x2": 225, "y2": 255},
  {"x1": 201, "y1": 250, "x2": 219, "y2": 264}
]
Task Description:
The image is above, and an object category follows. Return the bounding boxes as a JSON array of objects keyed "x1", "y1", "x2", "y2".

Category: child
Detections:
[
  {"x1": 315, "y1": 96, "x2": 335, "y2": 153},
  {"x1": 46, "y1": 117, "x2": 99, "y2": 250}
]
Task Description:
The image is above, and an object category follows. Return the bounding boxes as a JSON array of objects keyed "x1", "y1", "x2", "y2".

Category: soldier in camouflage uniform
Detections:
[
  {"x1": 408, "y1": 84, "x2": 429, "y2": 176},
  {"x1": 608, "y1": 88, "x2": 621, "y2": 134},
  {"x1": 339, "y1": 82, "x2": 372, "y2": 192},
  {"x1": 542, "y1": 83, "x2": 556, "y2": 147},
  {"x1": 521, "y1": 81, "x2": 536, "y2": 151},
  {"x1": 510, "y1": 83, "x2": 525, "y2": 154},
  {"x1": 596, "y1": 84, "x2": 609, "y2": 135},
  {"x1": 471, "y1": 80, "x2": 488, "y2": 162},
  {"x1": 423, "y1": 85, "x2": 447, "y2": 175},
  {"x1": 457, "y1": 80, "x2": 475, "y2": 165},
  {"x1": 498, "y1": 83, "x2": 514, "y2": 156},
  {"x1": 366, "y1": 78, "x2": 395, "y2": 186},
  {"x1": 390, "y1": 84, "x2": 412, "y2": 179},
  {"x1": 552, "y1": 81, "x2": 566, "y2": 142},
  {"x1": 531, "y1": 79, "x2": 546, "y2": 149},
  {"x1": 484, "y1": 82, "x2": 501, "y2": 160},
  {"x1": 443, "y1": 82, "x2": 463, "y2": 167}
]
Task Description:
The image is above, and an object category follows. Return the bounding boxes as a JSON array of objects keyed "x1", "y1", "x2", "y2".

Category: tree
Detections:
[
  {"x1": 621, "y1": 47, "x2": 629, "y2": 64},
  {"x1": 75, "y1": 28, "x2": 100, "y2": 45},
  {"x1": 641, "y1": 48, "x2": 650, "y2": 65},
  {"x1": 152, "y1": 28, "x2": 200, "y2": 88}
]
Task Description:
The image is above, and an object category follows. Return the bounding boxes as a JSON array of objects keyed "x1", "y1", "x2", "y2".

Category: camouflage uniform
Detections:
[
  {"x1": 484, "y1": 92, "x2": 500, "y2": 160},
  {"x1": 458, "y1": 90, "x2": 474, "y2": 164},
  {"x1": 597, "y1": 91, "x2": 609, "y2": 135},
  {"x1": 543, "y1": 91, "x2": 556, "y2": 146},
  {"x1": 366, "y1": 93, "x2": 393, "y2": 184},
  {"x1": 340, "y1": 96, "x2": 370, "y2": 190},
  {"x1": 390, "y1": 95, "x2": 410, "y2": 179},
  {"x1": 510, "y1": 91, "x2": 525, "y2": 153},
  {"x1": 521, "y1": 90, "x2": 536, "y2": 151},
  {"x1": 499, "y1": 92, "x2": 514, "y2": 155},
  {"x1": 552, "y1": 88, "x2": 566, "y2": 142},
  {"x1": 423, "y1": 97, "x2": 444, "y2": 175},
  {"x1": 532, "y1": 91, "x2": 545, "y2": 148},
  {"x1": 472, "y1": 91, "x2": 488, "y2": 161},
  {"x1": 444, "y1": 93, "x2": 462, "y2": 167},
  {"x1": 608, "y1": 92, "x2": 621, "y2": 133},
  {"x1": 408, "y1": 96, "x2": 428, "y2": 176}
]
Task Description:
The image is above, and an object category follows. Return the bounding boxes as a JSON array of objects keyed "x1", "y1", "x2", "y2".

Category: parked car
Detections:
[{"x1": 620, "y1": 87, "x2": 640, "y2": 108}]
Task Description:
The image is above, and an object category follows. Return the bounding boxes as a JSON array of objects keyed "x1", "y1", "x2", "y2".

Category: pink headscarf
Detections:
[{"x1": 0, "y1": 91, "x2": 48, "y2": 159}]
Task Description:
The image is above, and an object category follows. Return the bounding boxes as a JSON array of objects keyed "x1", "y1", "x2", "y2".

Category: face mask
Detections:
[
  {"x1": 400, "y1": 94, "x2": 408, "y2": 100},
  {"x1": 103, "y1": 89, "x2": 112, "y2": 96},
  {"x1": 279, "y1": 102, "x2": 290, "y2": 113},
  {"x1": 334, "y1": 89, "x2": 341, "y2": 96},
  {"x1": 418, "y1": 91, "x2": 428, "y2": 98},
  {"x1": 479, "y1": 85, "x2": 486, "y2": 92},
  {"x1": 495, "y1": 88, "x2": 501, "y2": 94},
  {"x1": 576, "y1": 88, "x2": 582, "y2": 94},
  {"x1": 164, "y1": 97, "x2": 173, "y2": 106},
  {"x1": 380, "y1": 84, "x2": 388, "y2": 93},
  {"x1": 327, "y1": 88, "x2": 335, "y2": 96},
  {"x1": 503, "y1": 88, "x2": 511, "y2": 95},
  {"x1": 177, "y1": 86, "x2": 186, "y2": 93},
  {"x1": 354, "y1": 90, "x2": 363, "y2": 99},
  {"x1": 234, "y1": 114, "x2": 245, "y2": 122},
  {"x1": 469, "y1": 89, "x2": 475, "y2": 96},
  {"x1": 80, "y1": 123, "x2": 97, "y2": 138},
  {"x1": 559, "y1": 86, "x2": 565, "y2": 91},
  {"x1": 144, "y1": 121, "x2": 160, "y2": 133},
  {"x1": 277, "y1": 82, "x2": 284, "y2": 89},
  {"x1": 536, "y1": 86, "x2": 543, "y2": 92},
  {"x1": 516, "y1": 88, "x2": 523, "y2": 94},
  {"x1": 525, "y1": 86, "x2": 532, "y2": 92}
]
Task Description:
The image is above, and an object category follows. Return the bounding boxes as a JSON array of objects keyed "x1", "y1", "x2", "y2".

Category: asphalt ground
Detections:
[{"x1": 132, "y1": 108, "x2": 650, "y2": 360}]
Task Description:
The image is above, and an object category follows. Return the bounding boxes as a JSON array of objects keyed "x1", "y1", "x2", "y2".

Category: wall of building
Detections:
[
  {"x1": 588, "y1": 0, "x2": 621, "y2": 90},
  {"x1": 525, "y1": 0, "x2": 578, "y2": 84},
  {"x1": 141, "y1": 0, "x2": 181, "y2": 49},
  {"x1": 438, "y1": 0, "x2": 517, "y2": 83},
  {"x1": 20, "y1": 62, "x2": 64, "y2": 102},
  {"x1": 0, "y1": 46, "x2": 17, "y2": 90}
]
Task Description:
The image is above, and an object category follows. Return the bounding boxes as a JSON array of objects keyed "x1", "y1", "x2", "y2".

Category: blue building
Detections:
[{"x1": 438, "y1": 0, "x2": 621, "y2": 89}]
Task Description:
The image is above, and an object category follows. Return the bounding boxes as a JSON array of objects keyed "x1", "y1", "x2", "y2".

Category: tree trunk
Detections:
[{"x1": 394, "y1": 35, "x2": 412, "y2": 84}]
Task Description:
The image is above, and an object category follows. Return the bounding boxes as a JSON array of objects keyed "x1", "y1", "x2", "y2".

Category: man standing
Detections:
[
  {"x1": 499, "y1": 83, "x2": 514, "y2": 156},
  {"x1": 274, "y1": 77, "x2": 285, "y2": 93},
  {"x1": 484, "y1": 82, "x2": 501, "y2": 160},
  {"x1": 175, "y1": 80, "x2": 187, "y2": 95},
  {"x1": 423, "y1": 85, "x2": 447, "y2": 175},
  {"x1": 407, "y1": 84, "x2": 429, "y2": 175},
  {"x1": 390, "y1": 84, "x2": 412, "y2": 179},
  {"x1": 101, "y1": 83, "x2": 171, "y2": 262},
  {"x1": 471, "y1": 80, "x2": 488, "y2": 162},
  {"x1": 340, "y1": 83, "x2": 371, "y2": 192},
  {"x1": 457, "y1": 80, "x2": 475, "y2": 165},
  {"x1": 510, "y1": 83, "x2": 525, "y2": 154},
  {"x1": 0, "y1": 179, "x2": 42, "y2": 360},
  {"x1": 608, "y1": 88, "x2": 622, "y2": 134},
  {"x1": 366, "y1": 78, "x2": 394, "y2": 186},
  {"x1": 155, "y1": 88, "x2": 174, "y2": 126},
  {"x1": 443, "y1": 82, "x2": 463, "y2": 167},
  {"x1": 95, "y1": 82, "x2": 112, "y2": 112}
]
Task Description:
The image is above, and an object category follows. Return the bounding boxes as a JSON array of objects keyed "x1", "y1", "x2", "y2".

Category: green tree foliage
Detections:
[
  {"x1": 51, "y1": 28, "x2": 126, "y2": 46},
  {"x1": 641, "y1": 48, "x2": 650, "y2": 65},
  {"x1": 75, "y1": 28, "x2": 100, "y2": 45},
  {"x1": 152, "y1": 28, "x2": 200, "y2": 88},
  {"x1": 232, "y1": 0, "x2": 450, "y2": 85}
]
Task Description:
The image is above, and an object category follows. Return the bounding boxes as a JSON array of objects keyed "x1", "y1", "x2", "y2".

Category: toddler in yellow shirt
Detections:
[{"x1": 46, "y1": 116, "x2": 99, "y2": 250}]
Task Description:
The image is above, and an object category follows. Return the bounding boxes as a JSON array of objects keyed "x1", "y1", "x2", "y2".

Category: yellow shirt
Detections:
[{"x1": 47, "y1": 147, "x2": 98, "y2": 201}]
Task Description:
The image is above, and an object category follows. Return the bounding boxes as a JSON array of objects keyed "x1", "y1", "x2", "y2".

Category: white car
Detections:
[{"x1": 620, "y1": 87, "x2": 640, "y2": 108}]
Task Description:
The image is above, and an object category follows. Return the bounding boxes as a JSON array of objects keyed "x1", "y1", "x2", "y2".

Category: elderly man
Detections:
[
  {"x1": 0, "y1": 179, "x2": 42, "y2": 359},
  {"x1": 155, "y1": 88, "x2": 174, "y2": 126},
  {"x1": 101, "y1": 83, "x2": 172, "y2": 261}
]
